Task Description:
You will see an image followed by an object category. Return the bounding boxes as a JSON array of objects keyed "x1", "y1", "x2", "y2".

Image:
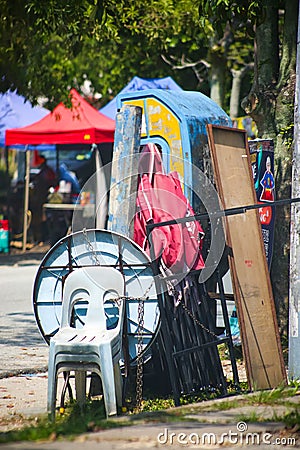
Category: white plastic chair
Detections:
[{"x1": 47, "y1": 266, "x2": 125, "y2": 419}]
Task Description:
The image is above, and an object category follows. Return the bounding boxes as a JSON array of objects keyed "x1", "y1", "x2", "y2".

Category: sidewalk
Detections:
[
  {"x1": 0, "y1": 242, "x2": 50, "y2": 267},
  {"x1": 0, "y1": 247, "x2": 49, "y2": 380}
]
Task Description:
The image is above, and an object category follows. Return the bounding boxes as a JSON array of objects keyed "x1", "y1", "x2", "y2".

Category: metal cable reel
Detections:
[{"x1": 33, "y1": 228, "x2": 160, "y2": 367}]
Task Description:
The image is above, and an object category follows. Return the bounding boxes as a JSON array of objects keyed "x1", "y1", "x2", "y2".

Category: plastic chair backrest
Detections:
[{"x1": 61, "y1": 267, "x2": 124, "y2": 331}]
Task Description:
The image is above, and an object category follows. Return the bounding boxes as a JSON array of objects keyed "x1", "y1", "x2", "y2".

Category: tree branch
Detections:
[
  {"x1": 161, "y1": 54, "x2": 210, "y2": 84},
  {"x1": 161, "y1": 53, "x2": 210, "y2": 70}
]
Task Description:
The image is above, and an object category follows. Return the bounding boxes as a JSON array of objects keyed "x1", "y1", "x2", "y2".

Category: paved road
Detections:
[{"x1": 0, "y1": 264, "x2": 48, "y2": 378}]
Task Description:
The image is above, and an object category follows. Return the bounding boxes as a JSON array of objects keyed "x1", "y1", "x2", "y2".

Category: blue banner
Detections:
[{"x1": 249, "y1": 139, "x2": 275, "y2": 269}]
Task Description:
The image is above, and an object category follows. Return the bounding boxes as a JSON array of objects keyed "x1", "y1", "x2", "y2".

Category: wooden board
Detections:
[{"x1": 207, "y1": 124, "x2": 286, "y2": 390}]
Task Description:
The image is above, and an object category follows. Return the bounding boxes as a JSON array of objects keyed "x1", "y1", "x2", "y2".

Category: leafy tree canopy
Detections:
[
  {"x1": 0, "y1": 0, "x2": 282, "y2": 114},
  {"x1": 1, "y1": 0, "x2": 208, "y2": 107}
]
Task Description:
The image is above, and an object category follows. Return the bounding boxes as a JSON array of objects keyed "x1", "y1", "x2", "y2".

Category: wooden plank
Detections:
[
  {"x1": 107, "y1": 105, "x2": 142, "y2": 237},
  {"x1": 207, "y1": 124, "x2": 286, "y2": 390}
]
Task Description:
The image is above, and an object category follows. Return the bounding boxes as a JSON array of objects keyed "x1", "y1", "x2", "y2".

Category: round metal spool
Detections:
[{"x1": 33, "y1": 229, "x2": 160, "y2": 364}]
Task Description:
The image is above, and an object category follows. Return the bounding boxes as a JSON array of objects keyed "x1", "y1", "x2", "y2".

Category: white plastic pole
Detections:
[
  {"x1": 288, "y1": 6, "x2": 300, "y2": 379},
  {"x1": 22, "y1": 147, "x2": 30, "y2": 252}
]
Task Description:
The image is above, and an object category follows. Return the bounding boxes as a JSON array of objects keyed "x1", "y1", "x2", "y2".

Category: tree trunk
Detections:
[
  {"x1": 241, "y1": 2, "x2": 279, "y2": 138},
  {"x1": 241, "y1": 0, "x2": 298, "y2": 342},
  {"x1": 230, "y1": 65, "x2": 254, "y2": 118},
  {"x1": 230, "y1": 69, "x2": 244, "y2": 118},
  {"x1": 271, "y1": 0, "x2": 298, "y2": 342},
  {"x1": 209, "y1": 49, "x2": 227, "y2": 108}
]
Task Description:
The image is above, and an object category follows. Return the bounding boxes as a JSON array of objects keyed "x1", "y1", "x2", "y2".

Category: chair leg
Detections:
[
  {"x1": 113, "y1": 362, "x2": 123, "y2": 410},
  {"x1": 75, "y1": 371, "x2": 87, "y2": 409},
  {"x1": 47, "y1": 352, "x2": 58, "y2": 420},
  {"x1": 99, "y1": 344, "x2": 117, "y2": 416}
]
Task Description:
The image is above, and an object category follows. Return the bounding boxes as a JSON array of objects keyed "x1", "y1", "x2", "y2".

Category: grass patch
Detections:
[
  {"x1": 237, "y1": 408, "x2": 300, "y2": 427},
  {"x1": 246, "y1": 384, "x2": 300, "y2": 406},
  {"x1": 237, "y1": 411, "x2": 262, "y2": 423},
  {"x1": 201, "y1": 399, "x2": 242, "y2": 412},
  {"x1": 282, "y1": 408, "x2": 300, "y2": 429},
  {"x1": 0, "y1": 400, "x2": 125, "y2": 444}
]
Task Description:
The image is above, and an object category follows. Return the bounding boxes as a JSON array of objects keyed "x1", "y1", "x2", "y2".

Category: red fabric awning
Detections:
[{"x1": 5, "y1": 89, "x2": 115, "y2": 146}]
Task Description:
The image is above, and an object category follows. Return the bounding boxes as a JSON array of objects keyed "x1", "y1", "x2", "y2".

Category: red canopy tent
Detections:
[
  {"x1": 5, "y1": 89, "x2": 115, "y2": 251},
  {"x1": 5, "y1": 88, "x2": 115, "y2": 146}
]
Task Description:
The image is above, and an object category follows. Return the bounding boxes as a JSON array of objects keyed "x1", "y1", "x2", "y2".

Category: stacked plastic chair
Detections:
[{"x1": 47, "y1": 266, "x2": 125, "y2": 418}]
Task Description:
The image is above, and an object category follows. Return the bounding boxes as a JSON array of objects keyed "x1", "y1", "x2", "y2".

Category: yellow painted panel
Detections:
[
  {"x1": 146, "y1": 98, "x2": 184, "y2": 180},
  {"x1": 123, "y1": 99, "x2": 147, "y2": 137},
  {"x1": 122, "y1": 97, "x2": 184, "y2": 183}
]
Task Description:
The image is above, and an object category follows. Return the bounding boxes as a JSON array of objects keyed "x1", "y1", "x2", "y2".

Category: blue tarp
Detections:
[
  {"x1": 100, "y1": 76, "x2": 183, "y2": 120},
  {"x1": 0, "y1": 90, "x2": 53, "y2": 150}
]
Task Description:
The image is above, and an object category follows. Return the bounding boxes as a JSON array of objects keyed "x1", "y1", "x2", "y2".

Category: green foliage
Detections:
[
  {"x1": 0, "y1": 0, "x2": 294, "y2": 126},
  {"x1": 231, "y1": 382, "x2": 300, "y2": 429},
  {"x1": 0, "y1": 0, "x2": 223, "y2": 106},
  {"x1": 140, "y1": 397, "x2": 175, "y2": 411},
  {"x1": 237, "y1": 411, "x2": 262, "y2": 422},
  {"x1": 283, "y1": 408, "x2": 300, "y2": 428},
  {"x1": 0, "y1": 0, "x2": 118, "y2": 103},
  {"x1": 246, "y1": 384, "x2": 300, "y2": 406},
  {"x1": 198, "y1": 0, "x2": 265, "y2": 39}
]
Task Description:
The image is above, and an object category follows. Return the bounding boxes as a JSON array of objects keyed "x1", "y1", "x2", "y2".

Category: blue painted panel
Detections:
[
  {"x1": 116, "y1": 89, "x2": 232, "y2": 204},
  {"x1": 116, "y1": 89, "x2": 231, "y2": 127}
]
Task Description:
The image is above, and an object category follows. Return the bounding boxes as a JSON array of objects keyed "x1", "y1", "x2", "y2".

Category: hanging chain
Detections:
[
  {"x1": 83, "y1": 228, "x2": 102, "y2": 265},
  {"x1": 135, "y1": 297, "x2": 145, "y2": 413},
  {"x1": 166, "y1": 279, "x2": 220, "y2": 340},
  {"x1": 177, "y1": 296, "x2": 220, "y2": 339}
]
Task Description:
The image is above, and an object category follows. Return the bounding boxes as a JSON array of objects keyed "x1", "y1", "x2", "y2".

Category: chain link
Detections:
[
  {"x1": 177, "y1": 297, "x2": 220, "y2": 339},
  {"x1": 83, "y1": 228, "x2": 102, "y2": 265},
  {"x1": 135, "y1": 297, "x2": 144, "y2": 412},
  {"x1": 166, "y1": 279, "x2": 220, "y2": 340},
  {"x1": 82, "y1": 228, "x2": 154, "y2": 299}
]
